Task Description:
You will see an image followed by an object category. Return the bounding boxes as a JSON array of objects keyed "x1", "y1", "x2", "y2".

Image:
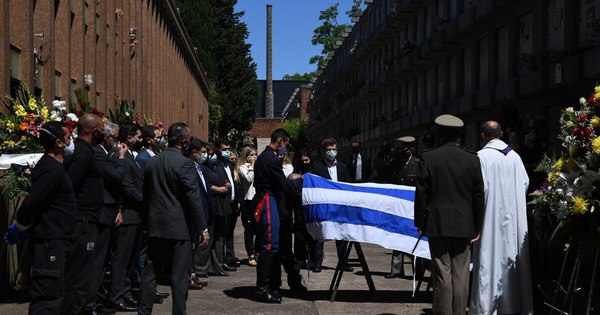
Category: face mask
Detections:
[
  {"x1": 64, "y1": 139, "x2": 75, "y2": 156},
  {"x1": 277, "y1": 145, "x2": 287, "y2": 156},
  {"x1": 197, "y1": 152, "x2": 208, "y2": 164},
  {"x1": 156, "y1": 137, "x2": 167, "y2": 150},
  {"x1": 325, "y1": 149, "x2": 337, "y2": 161},
  {"x1": 300, "y1": 163, "x2": 312, "y2": 173},
  {"x1": 92, "y1": 130, "x2": 105, "y2": 145},
  {"x1": 221, "y1": 150, "x2": 232, "y2": 160},
  {"x1": 131, "y1": 139, "x2": 144, "y2": 152},
  {"x1": 207, "y1": 154, "x2": 218, "y2": 165}
]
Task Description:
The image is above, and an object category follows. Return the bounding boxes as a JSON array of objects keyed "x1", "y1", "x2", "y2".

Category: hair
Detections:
[
  {"x1": 270, "y1": 128, "x2": 290, "y2": 144},
  {"x1": 480, "y1": 121, "x2": 503, "y2": 138},
  {"x1": 320, "y1": 137, "x2": 337, "y2": 151},
  {"x1": 436, "y1": 126, "x2": 461, "y2": 144},
  {"x1": 293, "y1": 149, "x2": 313, "y2": 173},
  {"x1": 141, "y1": 125, "x2": 159, "y2": 145},
  {"x1": 102, "y1": 121, "x2": 119, "y2": 137},
  {"x1": 184, "y1": 137, "x2": 205, "y2": 158},
  {"x1": 39, "y1": 121, "x2": 66, "y2": 151},
  {"x1": 167, "y1": 122, "x2": 189, "y2": 145},
  {"x1": 421, "y1": 130, "x2": 435, "y2": 150},
  {"x1": 282, "y1": 152, "x2": 292, "y2": 165},
  {"x1": 214, "y1": 137, "x2": 231, "y2": 150},
  {"x1": 234, "y1": 145, "x2": 256, "y2": 183},
  {"x1": 118, "y1": 124, "x2": 141, "y2": 143}
]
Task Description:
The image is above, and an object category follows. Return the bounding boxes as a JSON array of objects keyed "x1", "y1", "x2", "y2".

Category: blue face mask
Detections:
[
  {"x1": 156, "y1": 137, "x2": 167, "y2": 150},
  {"x1": 197, "y1": 152, "x2": 208, "y2": 164},
  {"x1": 207, "y1": 154, "x2": 218, "y2": 164},
  {"x1": 221, "y1": 150, "x2": 232, "y2": 160},
  {"x1": 277, "y1": 145, "x2": 287, "y2": 156}
]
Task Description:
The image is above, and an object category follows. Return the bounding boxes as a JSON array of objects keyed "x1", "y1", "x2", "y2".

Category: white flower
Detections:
[
  {"x1": 580, "y1": 97, "x2": 587, "y2": 106},
  {"x1": 66, "y1": 113, "x2": 79, "y2": 122},
  {"x1": 125, "y1": 112, "x2": 130, "y2": 117},
  {"x1": 52, "y1": 100, "x2": 67, "y2": 112},
  {"x1": 50, "y1": 111, "x2": 63, "y2": 121},
  {"x1": 566, "y1": 107, "x2": 574, "y2": 113}
]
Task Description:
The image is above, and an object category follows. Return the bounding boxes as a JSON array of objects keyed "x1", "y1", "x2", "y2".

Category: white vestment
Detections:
[{"x1": 470, "y1": 139, "x2": 533, "y2": 315}]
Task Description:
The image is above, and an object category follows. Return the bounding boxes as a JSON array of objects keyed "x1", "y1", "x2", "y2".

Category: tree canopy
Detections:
[{"x1": 282, "y1": 72, "x2": 314, "y2": 81}]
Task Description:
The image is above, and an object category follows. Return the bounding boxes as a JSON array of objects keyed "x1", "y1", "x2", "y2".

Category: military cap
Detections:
[
  {"x1": 395, "y1": 136, "x2": 416, "y2": 143},
  {"x1": 434, "y1": 114, "x2": 464, "y2": 127}
]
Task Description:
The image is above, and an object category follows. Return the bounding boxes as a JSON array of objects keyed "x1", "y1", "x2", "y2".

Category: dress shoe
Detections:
[
  {"x1": 111, "y1": 301, "x2": 137, "y2": 312},
  {"x1": 192, "y1": 275, "x2": 208, "y2": 287},
  {"x1": 124, "y1": 296, "x2": 137, "y2": 306},
  {"x1": 385, "y1": 273, "x2": 401, "y2": 279},
  {"x1": 289, "y1": 283, "x2": 308, "y2": 293},
  {"x1": 153, "y1": 295, "x2": 164, "y2": 304},
  {"x1": 195, "y1": 272, "x2": 208, "y2": 278},
  {"x1": 155, "y1": 290, "x2": 169, "y2": 298},
  {"x1": 222, "y1": 263, "x2": 237, "y2": 271},
  {"x1": 189, "y1": 279, "x2": 203, "y2": 290},
  {"x1": 256, "y1": 289, "x2": 282, "y2": 304},
  {"x1": 208, "y1": 271, "x2": 230, "y2": 276},
  {"x1": 311, "y1": 265, "x2": 322, "y2": 273},
  {"x1": 91, "y1": 305, "x2": 116, "y2": 315},
  {"x1": 341, "y1": 265, "x2": 354, "y2": 272}
]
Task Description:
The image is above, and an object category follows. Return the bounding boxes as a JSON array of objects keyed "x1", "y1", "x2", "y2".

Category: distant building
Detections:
[
  {"x1": 307, "y1": 0, "x2": 600, "y2": 171},
  {"x1": 249, "y1": 79, "x2": 308, "y2": 150}
]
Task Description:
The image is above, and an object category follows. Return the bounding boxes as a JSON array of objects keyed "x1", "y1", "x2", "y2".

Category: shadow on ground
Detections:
[{"x1": 223, "y1": 286, "x2": 432, "y2": 304}]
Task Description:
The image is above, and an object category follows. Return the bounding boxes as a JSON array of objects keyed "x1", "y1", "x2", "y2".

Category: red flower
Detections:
[
  {"x1": 579, "y1": 113, "x2": 588, "y2": 123},
  {"x1": 584, "y1": 126, "x2": 593, "y2": 138},
  {"x1": 76, "y1": 110, "x2": 84, "y2": 117},
  {"x1": 588, "y1": 94, "x2": 596, "y2": 106}
]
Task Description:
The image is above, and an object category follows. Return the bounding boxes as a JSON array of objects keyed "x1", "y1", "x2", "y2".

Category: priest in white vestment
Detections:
[{"x1": 470, "y1": 121, "x2": 534, "y2": 315}]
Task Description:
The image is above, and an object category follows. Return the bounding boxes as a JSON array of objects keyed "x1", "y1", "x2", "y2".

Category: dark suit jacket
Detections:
[
  {"x1": 312, "y1": 159, "x2": 350, "y2": 183},
  {"x1": 94, "y1": 145, "x2": 125, "y2": 226},
  {"x1": 415, "y1": 142, "x2": 484, "y2": 238},
  {"x1": 144, "y1": 147, "x2": 207, "y2": 240},
  {"x1": 346, "y1": 153, "x2": 371, "y2": 183},
  {"x1": 202, "y1": 161, "x2": 233, "y2": 217},
  {"x1": 120, "y1": 152, "x2": 143, "y2": 224},
  {"x1": 195, "y1": 163, "x2": 213, "y2": 226}
]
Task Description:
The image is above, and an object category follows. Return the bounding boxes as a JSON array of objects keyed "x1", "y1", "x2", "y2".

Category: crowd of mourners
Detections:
[{"x1": 3, "y1": 112, "x2": 534, "y2": 315}]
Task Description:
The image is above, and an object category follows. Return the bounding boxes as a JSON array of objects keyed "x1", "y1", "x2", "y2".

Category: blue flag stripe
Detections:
[
  {"x1": 303, "y1": 203, "x2": 423, "y2": 239},
  {"x1": 304, "y1": 174, "x2": 415, "y2": 202}
]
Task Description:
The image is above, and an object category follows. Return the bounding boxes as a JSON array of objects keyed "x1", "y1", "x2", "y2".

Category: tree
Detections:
[
  {"x1": 278, "y1": 118, "x2": 309, "y2": 153},
  {"x1": 310, "y1": 0, "x2": 365, "y2": 66},
  {"x1": 176, "y1": 0, "x2": 259, "y2": 138},
  {"x1": 282, "y1": 72, "x2": 314, "y2": 81}
]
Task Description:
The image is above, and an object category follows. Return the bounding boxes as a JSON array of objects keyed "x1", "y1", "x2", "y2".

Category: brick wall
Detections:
[{"x1": 0, "y1": 0, "x2": 210, "y2": 138}]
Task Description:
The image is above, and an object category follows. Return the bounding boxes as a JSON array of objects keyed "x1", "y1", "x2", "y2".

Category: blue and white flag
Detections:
[{"x1": 302, "y1": 173, "x2": 430, "y2": 260}]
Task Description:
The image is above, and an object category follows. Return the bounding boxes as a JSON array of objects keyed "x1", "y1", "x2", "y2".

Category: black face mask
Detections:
[
  {"x1": 300, "y1": 163, "x2": 312, "y2": 174},
  {"x1": 131, "y1": 140, "x2": 144, "y2": 152},
  {"x1": 92, "y1": 130, "x2": 105, "y2": 145}
]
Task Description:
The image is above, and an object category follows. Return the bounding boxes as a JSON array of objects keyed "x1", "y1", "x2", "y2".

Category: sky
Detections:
[{"x1": 234, "y1": 1, "x2": 355, "y2": 80}]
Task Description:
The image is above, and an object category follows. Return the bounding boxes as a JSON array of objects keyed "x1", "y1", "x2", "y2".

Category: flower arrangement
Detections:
[
  {"x1": 110, "y1": 98, "x2": 141, "y2": 125},
  {"x1": 529, "y1": 85, "x2": 600, "y2": 252},
  {"x1": 0, "y1": 84, "x2": 49, "y2": 154},
  {"x1": 70, "y1": 88, "x2": 104, "y2": 118}
]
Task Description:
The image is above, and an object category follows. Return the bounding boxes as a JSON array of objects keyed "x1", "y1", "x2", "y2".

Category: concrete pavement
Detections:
[{"x1": 0, "y1": 217, "x2": 433, "y2": 314}]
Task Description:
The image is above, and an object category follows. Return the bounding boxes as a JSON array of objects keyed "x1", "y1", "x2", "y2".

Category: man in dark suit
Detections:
[
  {"x1": 109, "y1": 124, "x2": 144, "y2": 311},
  {"x1": 87, "y1": 121, "x2": 126, "y2": 315},
  {"x1": 136, "y1": 124, "x2": 165, "y2": 171},
  {"x1": 138, "y1": 123, "x2": 209, "y2": 315},
  {"x1": 63, "y1": 113, "x2": 105, "y2": 314},
  {"x1": 415, "y1": 114, "x2": 484, "y2": 315},
  {"x1": 311, "y1": 137, "x2": 353, "y2": 273},
  {"x1": 347, "y1": 140, "x2": 371, "y2": 183}
]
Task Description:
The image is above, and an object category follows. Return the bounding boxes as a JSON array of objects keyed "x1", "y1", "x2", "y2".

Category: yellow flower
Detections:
[
  {"x1": 568, "y1": 146, "x2": 577, "y2": 155},
  {"x1": 591, "y1": 116, "x2": 600, "y2": 129},
  {"x1": 554, "y1": 158, "x2": 565, "y2": 172},
  {"x1": 28, "y1": 98, "x2": 37, "y2": 110},
  {"x1": 5, "y1": 121, "x2": 15, "y2": 132},
  {"x1": 548, "y1": 171, "x2": 561, "y2": 185},
  {"x1": 595, "y1": 85, "x2": 600, "y2": 94},
  {"x1": 593, "y1": 137, "x2": 600, "y2": 154},
  {"x1": 40, "y1": 106, "x2": 49, "y2": 120},
  {"x1": 571, "y1": 196, "x2": 589, "y2": 215},
  {"x1": 564, "y1": 158, "x2": 580, "y2": 171},
  {"x1": 14, "y1": 104, "x2": 27, "y2": 117}
]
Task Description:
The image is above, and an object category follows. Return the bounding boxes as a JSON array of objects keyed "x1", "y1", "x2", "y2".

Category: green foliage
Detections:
[
  {"x1": 278, "y1": 119, "x2": 309, "y2": 152},
  {"x1": 310, "y1": 1, "x2": 365, "y2": 65},
  {"x1": 1, "y1": 167, "x2": 32, "y2": 202},
  {"x1": 282, "y1": 72, "x2": 314, "y2": 81}
]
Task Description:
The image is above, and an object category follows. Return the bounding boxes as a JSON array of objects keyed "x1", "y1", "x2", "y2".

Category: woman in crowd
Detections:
[
  {"x1": 235, "y1": 146, "x2": 258, "y2": 266},
  {"x1": 290, "y1": 149, "x2": 314, "y2": 269},
  {"x1": 281, "y1": 152, "x2": 294, "y2": 178}
]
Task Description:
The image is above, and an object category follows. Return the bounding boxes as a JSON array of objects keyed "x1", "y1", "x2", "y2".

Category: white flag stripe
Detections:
[
  {"x1": 306, "y1": 221, "x2": 430, "y2": 260},
  {"x1": 302, "y1": 187, "x2": 415, "y2": 218}
]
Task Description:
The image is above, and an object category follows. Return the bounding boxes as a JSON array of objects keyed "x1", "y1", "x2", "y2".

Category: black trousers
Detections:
[
  {"x1": 110, "y1": 224, "x2": 138, "y2": 305},
  {"x1": 63, "y1": 219, "x2": 98, "y2": 314},
  {"x1": 86, "y1": 223, "x2": 112, "y2": 310},
  {"x1": 29, "y1": 238, "x2": 68, "y2": 315},
  {"x1": 138, "y1": 238, "x2": 192, "y2": 315},
  {"x1": 241, "y1": 200, "x2": 255, "y2": 257},
  {"x1": 224, "y1": 205, "x2": 239, "y2": 263},
  {"x1": 279, "y1": 215, "x2": 301, "y2": 287},
  {"x1": 211, "y1": 214, "x2": 228, "y2": 273}
]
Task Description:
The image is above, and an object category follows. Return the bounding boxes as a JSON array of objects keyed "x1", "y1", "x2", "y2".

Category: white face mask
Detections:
[
  {"x1": 64, "y1": 139, "x2": 75, "y2": 156},
  {"x1": 325, "y1": 149, "x2": 337, "y2": 161},
  {"x1": 198, "y1": 152, "x2": 208, "y2": 164}
]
